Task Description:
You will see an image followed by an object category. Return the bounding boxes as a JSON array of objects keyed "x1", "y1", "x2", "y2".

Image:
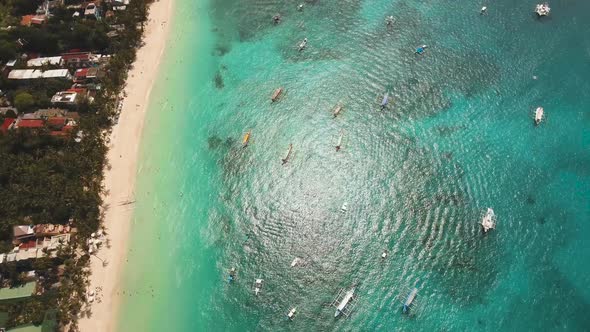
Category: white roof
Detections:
[
  {"x1": 8, "y1": 69, "x2": 70, "y2": 80},
  {"x1": 27, "y1": 56, "x2": 62, "y2": 67}
]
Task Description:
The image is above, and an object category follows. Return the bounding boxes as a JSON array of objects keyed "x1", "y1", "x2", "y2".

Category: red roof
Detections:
[
  {"x1": 74, "y1": 68, "x2": 89, "y2": 77},
  {"x1": 47, "y1": 117, "x2": 66, "y2": 128},
  {"x1": 67, "y1": 88, "x2": 87, "y2": 94},
  {"x1": 20, "y1": 15, "x2": 33, "y2": 26},
  {"x1": 1, "y1": 118, "x2": 15, "y2": 133},
  {"x1": 18, "y1": 119, "x2": 44, "y2": 128},
  {"x1": 61, "y1": 52, "x2": 91, "y2": 61}
]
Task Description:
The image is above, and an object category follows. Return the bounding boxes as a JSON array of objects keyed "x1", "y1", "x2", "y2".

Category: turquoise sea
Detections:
[{"x1": 117, "y1": 0, "x2": 590, "y2": 331}]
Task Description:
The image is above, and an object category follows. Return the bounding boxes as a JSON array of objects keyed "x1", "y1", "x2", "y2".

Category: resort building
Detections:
[
  {"x1": 0, "y1": 282, "x2": 37, "y2": 304},
  {"x1": 50, "y1": 90, "x2": 79, "y2": 105}
]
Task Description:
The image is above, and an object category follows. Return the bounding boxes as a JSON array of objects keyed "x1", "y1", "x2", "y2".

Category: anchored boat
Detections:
[
  {"x1": 401, "y1": 282, "x2": 421, "y2": 314},
  {"x1": 341, "y1": 202, "x2": 348, "y2": 213},
  {"x1": 381, "y1": 92, "x2": 389, "y2": 109},
  {"x1": 332, "y1": 287, "x2": 356, "y2": 318},
  {"x1": 534, "y1": 107, "x2": 544, "y2": 125},
  {"x1": 272, "y1": 14, "x2": 281, "y2": 24},
  {"x1": 290, "y1": 257, "x2": 301, "y2": 267},
  {"x1": 282, "y1": 144, "x2": 293, "y2": 165},
  {"x1": 271, "y1": 87, "x2": 283, "y2": 102},
  {"x1": 253, "y1": 278, "x2": 263, "y2": 296},
  {"x1": 242, "y1": 131, "x2": 251, "y2": 147},
  {"x1": 228, "y1": 268, "x2": 237, "y2": 283},
  {"x1": 298, "y1": 38, "x2": 308, "y2": 51},
  {"x1": 336, "y1": 131, "x2": 344, "y2": 152},
  {"x1": 286, "y1": 307, "x2": 297, "y2": 320},
  {"x1": 535, "y1": 3, "x2": 550, "y2": 16},
  {"x1": 332, "y1": 104, "x2": 343, "y2": 118},
  {"x1": 481, "y1": 208, "x2": 496, "y2": 232},
  {"x1": 480, "y1": 6, "x2": 487, "y2": 15},
  {"x1": 416, "y1": 45, "x2": 428, "y2": 55}
]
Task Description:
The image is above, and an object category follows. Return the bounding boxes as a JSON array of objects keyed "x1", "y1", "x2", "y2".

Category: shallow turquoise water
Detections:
[{"x1": 118, "y1": 0, "x2": 590, "y2": 330}]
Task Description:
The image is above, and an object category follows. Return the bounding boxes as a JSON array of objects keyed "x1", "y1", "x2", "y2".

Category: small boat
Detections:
[
  {"x1": 242, "y1": 131, "x2": 251, "y2": 147},
  {"x1": 228, "y1": 267, "x2": 237, "y2": 283},
  {"x1": 534, "y1": 106, "x2": 544, "y2": 125},
  {"x1": 282, "y1": 143, "x2": 293, "y2": 165},
  {"x1": 333, "y1": 287, "x2": 355, "y2": 318},
  {"x1": 291, "y1": 257, "x2": 301, "y2": 267},
  {"x1": 332, "y1": 104, "x2": 343, "y2": 118},
  {"x1": 297, "y1": 3, "x2": 304, "y2": 11},
  {"x1": 481, "y1": 208, "x2": 496, "y2": 232},
  {"x1": 381, "y1": 92, "x2": 389, "y2": 109},
  {"x1": 271, "y1": 87, "x2": 283, "y2": 102},
  {"x1": 298, "y1": 38, "x2": 308, "y2": 51},
  {"x1": 415, "y1": 45, "x2": 428, "y2": 55},
  {"x1": 535, "y1": 3, "x2": 550, "y2": 16},
  {"x1": 402, "y1": 282, "x2": 420, "y2": 314},
  {"x1": 335, "y1": 131, "x2": 343, "y2": 152},
  {"x1": 341, "y1": 202, "x2": 348, "y2": 213},
  {"x1": 385, "y1": 16, "x2": 394, "y2": 26},
  {"x1": 272, "y1": 14, "x2": 281, "y2": 24},
  {"x1": 381, "y1": 250, "x2": 388, "y2": 259},
  {"x1": 253, "y1": 278, "x2": 263, "y2": 295},
  {"x1": 480, "y1": 6, "x2": 487, "y2": 15},
  {"x1": 286, "y1": 307, "x2": 297, "y2": 320}
]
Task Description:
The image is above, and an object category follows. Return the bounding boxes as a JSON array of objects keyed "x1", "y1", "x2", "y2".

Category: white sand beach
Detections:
[{"x1": 78, "y1": 1, "x2": 174, "y2": 331}]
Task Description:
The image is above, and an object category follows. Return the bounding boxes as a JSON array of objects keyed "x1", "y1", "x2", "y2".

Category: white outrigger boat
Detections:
[
  {"x1": 286, "y1": 307, "x2": 297, "y2": 320},
  {"x1": 481, "y1": 208, "x2": 496, "y2": 232},
  {"x1": 480, "y1": 6, "x2": 487, "y2": 15},
  {"x1": 534, "y1": 106, "x2": 544, "y2": 125},
  {"x1": 332, "y1": 104, "x2": 343, "y2": 118},
  {"x1": 253, "y1": 278, "x2": 264, "y2": 296},
  {"x1": 331, "y1": 287, "x2": 356, "y2": 318},
  {"x1": 290, "y1": 257, "x2": 301, "y2": 267},
  {"x1": 298, "y1": 38, "x2": 308, "y2": 51}
]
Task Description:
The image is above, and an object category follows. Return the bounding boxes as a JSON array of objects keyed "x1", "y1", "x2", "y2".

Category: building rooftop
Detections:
[
  {"x1": 17, "y1": 119, "x2": 45, "y2": 129},
  {"x1": 27, "y1": 56, "x2": 63, "y2": 67},
  {"x1": 51, "y1": 91, "x2": 78, "y2": 104},
  {"x1": 8, "y1": 69, "x2": 71, "y2": 80},
  {"x1": 0, "y1": 282, "x2": 36, "y2": 302}
]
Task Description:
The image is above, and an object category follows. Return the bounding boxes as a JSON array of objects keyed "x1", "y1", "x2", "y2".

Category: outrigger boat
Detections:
[
  {"x1": 381, "y1": 92, "x2": 389, "y2": 109},
  {"x1": 228, "y1": 268, "x2": 237, "y2": 283},
  {"x1": 332, "y1": 104, "x2": 343, "y2": 118},
  {"x1": 282, "y1": 143, "x2": 293, "y2": 165},
  {"x1": 286, "y1": 307, "x2": 297, "y2": 320},
  {"x1": 416, "y1": 45, "x2": 428, "y2": 55},
  {"x1": 298, "y1": 38, "x2": 308, "y2": 51},
  {"x1": 385, "y1": 15, "x2": 394, "y2": 26},
  {"x1": 331, "y1": 287, "x2": 356, "y2": 318},
  {"x1": 271, "y1": 87, "x2": 283, "y2": 102},
  {"x1": 242, "y1": 131, "x2": 251, "y2": 147},
  {"x1": 481, "y1": 208, "x2": 496, "y2": 232},
  {"x1": 335, "y1": 131, "x2": 344, "y2": 152},
  {"x1": 401, "y1": 282, "x2": 421, "y2": 314},
  {"x1": 480, "y1": 6, "x2": 487, "y2": 15},
  {"x1": 253, "y1": 278, "x2": 263, "y2": 296},
  {"x1": 534, "y1": 106, "x2": 544, "y2": 125}
]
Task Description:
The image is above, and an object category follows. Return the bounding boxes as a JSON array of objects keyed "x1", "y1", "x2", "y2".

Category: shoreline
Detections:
[{"x1": 78, "y1": 0, "x2": 174, "y2": 331}]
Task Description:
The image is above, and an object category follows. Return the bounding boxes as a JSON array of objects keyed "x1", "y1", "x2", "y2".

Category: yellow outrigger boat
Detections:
[{"x1": 242, "y1": 131, "x2": 251, "y2": 147}]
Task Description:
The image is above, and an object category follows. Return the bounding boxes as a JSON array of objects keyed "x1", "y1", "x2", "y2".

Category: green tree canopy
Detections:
[{"x1": 13, "y1": 92, "x2": 34, "y2": 113}]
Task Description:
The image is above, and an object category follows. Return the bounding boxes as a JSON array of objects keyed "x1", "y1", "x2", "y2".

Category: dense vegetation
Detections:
[{"x1": 0, "y1": 0, "x2": 151, "y2": 330}]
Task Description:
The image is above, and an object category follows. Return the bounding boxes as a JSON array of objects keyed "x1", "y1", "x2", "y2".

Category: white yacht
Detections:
[
  {"x1": 534, "y1": 106, "x2": 544, "y2": 125},
  {"x1": 286, "y1": 307, "x2": 297, "y2": 320},
  {"x1": 535, "y1": 3, "x2": 550, "y2": 16}
]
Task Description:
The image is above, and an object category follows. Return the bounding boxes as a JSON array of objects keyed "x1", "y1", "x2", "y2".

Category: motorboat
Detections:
[
  {"x1": 480, "y1": 6, "x2": 487, "y2": 15},
  {"x1": 381, "y1": 92, "x2": 389, "y2": 109},
  {"x1": 290, "y1": 257, "x2": 301, "y2": 267},
  {"x1": 534, "y1": 106, "x2": 544, "y2": 125},
  {"x1": 272, "y1": 14, "x2": 281, "y2": 24},
  {"x1": 228, "y1": 268, "x2": 236, "y2": 283},
  {"x1": 386, "y1": 16, "x2": 394, "y2": 26},
  {"x1": 481, "y1": 208, "x2": 496, "y2": 232},
  {"x1": 416, "y1": 45, "x2": 428, "y2": 55},
  {"x1": 298, "y1": 38, "x2": 308, "y2": 51},
  {"x1": 381, "y1": 250, "x2": 388, "y2": 259},
  {"x1": 286, "y1": 307, "x2": 297, "y2": 320},
  {"x1": 332, "y1": 104, "x2": 343, "y2": 118},
  {"x1": 282, "y1": 143, "x2": 293, "y2": 165},
  {"x1": 341, "y1": 202, "x2": 348, "y2": 213},
  {"x1": 271, "y1": 87, "x2": 283, "y2": 102},
  {"x1": 242, "y1": 131, "x2": 251, "y2": 147},
  {"x1": 535, "y1": 3, "x2": 550, "y2": 16}
]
